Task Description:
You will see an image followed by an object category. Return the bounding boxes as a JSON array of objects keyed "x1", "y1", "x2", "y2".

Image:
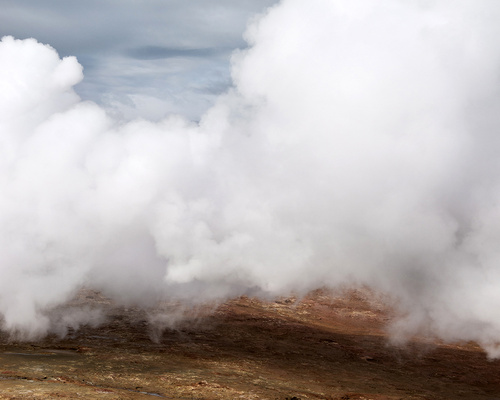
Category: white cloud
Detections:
[
  {"x1": 3, "y1": 1, "x2": 500, "y2": 357},
  {"x1": 0, "y1": 0, "x2": 278, "y2": 119}
]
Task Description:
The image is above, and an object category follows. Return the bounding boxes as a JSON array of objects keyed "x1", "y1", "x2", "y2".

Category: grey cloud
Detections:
[
  {"x1": 0, "y1": 0, "x2": 279, "y2": 119},
  {"x1": 0, "y1": 0, "x2": 278, "y2": 54},
  {"x1": 126, "y1": 46, "x2": 232, "y2": 60}
]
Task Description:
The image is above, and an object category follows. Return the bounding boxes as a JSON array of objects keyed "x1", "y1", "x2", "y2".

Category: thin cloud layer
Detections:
[
  {"x1": 0, "y1": 0, "x2": 278, "y2": 120},
  {"x1": 2, "y1": 1, "x2": 500, "y2": 357}
]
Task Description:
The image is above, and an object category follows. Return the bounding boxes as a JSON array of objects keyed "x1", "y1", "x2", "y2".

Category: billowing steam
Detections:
[{"x1": 2, "y1": 0, "x2": 500, "y2": 356}]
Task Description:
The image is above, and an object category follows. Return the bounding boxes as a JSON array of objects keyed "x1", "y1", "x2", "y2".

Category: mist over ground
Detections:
[{"x1": 2, "y1": 0, "x2": 500, "y2": 357}]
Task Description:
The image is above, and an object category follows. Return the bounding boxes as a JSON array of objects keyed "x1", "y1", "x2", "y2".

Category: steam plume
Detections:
[{"x1": 2, "y1": 1, "x2": 500, "y2": 356}]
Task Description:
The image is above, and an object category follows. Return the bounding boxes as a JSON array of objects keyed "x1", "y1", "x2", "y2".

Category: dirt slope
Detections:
[{"x1": 1, "y1": 289, "x2": 499, "y2": 399}]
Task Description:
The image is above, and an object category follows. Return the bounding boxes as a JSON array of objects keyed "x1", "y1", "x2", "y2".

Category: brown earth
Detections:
[{"x1": 0, "y1": 288, "x2": 499, "y2": 399}]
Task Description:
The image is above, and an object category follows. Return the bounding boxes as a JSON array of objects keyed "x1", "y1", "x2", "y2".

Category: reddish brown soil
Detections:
[{"x1": 1, "y1": 288, "x2": 499, "y2": 399}]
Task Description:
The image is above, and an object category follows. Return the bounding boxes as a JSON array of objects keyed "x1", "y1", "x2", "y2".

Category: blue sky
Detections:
[{"x1": 0, "y1": 0, "x2": 278, "y2": 120}]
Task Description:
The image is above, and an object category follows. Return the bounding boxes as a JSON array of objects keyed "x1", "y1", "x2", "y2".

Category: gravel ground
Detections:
[{"x1": 0, "y1": 288, "x2": 499, "y2": 399}]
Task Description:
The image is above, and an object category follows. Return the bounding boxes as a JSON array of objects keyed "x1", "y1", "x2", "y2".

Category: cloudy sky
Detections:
[{"x1": 0, "y1": 0, "x2": 278, "y2": 120}]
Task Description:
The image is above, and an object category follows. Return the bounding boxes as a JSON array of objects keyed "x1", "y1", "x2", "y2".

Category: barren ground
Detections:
[{"x1": 1, "y1": 288, "x2": 499, "y2": 399}]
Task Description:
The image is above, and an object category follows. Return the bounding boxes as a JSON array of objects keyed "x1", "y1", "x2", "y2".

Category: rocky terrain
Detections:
[{"x1": 0, "y1": 288, "x2": 499, "y2": 399}]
